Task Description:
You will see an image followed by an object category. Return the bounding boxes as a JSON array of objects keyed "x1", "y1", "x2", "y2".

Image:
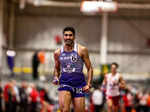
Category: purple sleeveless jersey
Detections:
[{"x1": 59, "y1": 44, "x2": 86, "y2": 88}]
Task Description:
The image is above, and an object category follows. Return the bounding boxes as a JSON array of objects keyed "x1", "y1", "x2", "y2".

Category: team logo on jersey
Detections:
[
  {"x1": 71, "y1": 55, "x2": 78, "y2": 62},
  {"x1": 63, "y1": 64, "x2": 75, "y2": 73}
]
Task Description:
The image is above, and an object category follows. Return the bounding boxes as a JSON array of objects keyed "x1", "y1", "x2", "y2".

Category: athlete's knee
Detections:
[
  {"x1": 59, "y1": 107, "x2": 70, "y2": 112},
  {"x1": 108, "y1": 105, "x2": 113, "y2": 109},
  {"x1": 74, "y1": 108, "x2": 84, "y2": 112},
  {"x1": 59, "y1": 104, "x2": 70, "y2": 112},
  {"x1": 59, "y1": 102, "x2": 64, "y2": 110},
  {"x1": 107, "y1": 100, "x2": 113, "y2": 107},
  {"x1": 62, "y1": 107, "x2": 70, "y2": 112}
]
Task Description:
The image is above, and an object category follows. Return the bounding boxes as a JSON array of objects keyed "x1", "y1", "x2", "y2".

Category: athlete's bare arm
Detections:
[
  {"x1": 119, "y1": 75, "x2": 126, "y2": 89},
  {"x1": 79, "y1": 45, "x2": 93, "y2": 91},
  {"x1": 53, "y1": 49, "x2": 61, "y2": 85},
  {"x1": 101, "y1": 74, "x2": 107, "y2": 91},
  {"x1": 103, "y1": 74, "x2": 107, "y2": 85}
]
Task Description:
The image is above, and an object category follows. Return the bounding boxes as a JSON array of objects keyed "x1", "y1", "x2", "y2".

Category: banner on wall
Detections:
[
  {"x1": 100, "y1": 64, "x2": 111, "y2": 75},
  {"x1": 95, "y1": 64, "x2": 111, "y2": 85},
  {"x1": 6, "y1": 50, "x2": 16, "y2": 76}
]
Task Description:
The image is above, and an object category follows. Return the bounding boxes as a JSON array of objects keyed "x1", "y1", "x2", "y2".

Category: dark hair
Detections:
[
  {"x1": 111, "y1": 62, "x2": 119, "y2": 68},
  {"x1": 63, "y1": 27, "x2": 75, "y2": 36}
]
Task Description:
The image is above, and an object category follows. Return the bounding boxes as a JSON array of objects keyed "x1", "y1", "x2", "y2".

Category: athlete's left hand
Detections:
[{"x1": 83, "y1": 85, "x2": 91, "y2": 92}]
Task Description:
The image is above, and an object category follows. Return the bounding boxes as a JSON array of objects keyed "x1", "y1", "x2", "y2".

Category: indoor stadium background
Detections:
[{"x1": 0, "y1": 0, "x2": 150, "y2": 112}]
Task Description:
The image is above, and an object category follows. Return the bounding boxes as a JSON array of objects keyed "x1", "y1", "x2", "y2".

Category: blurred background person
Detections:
[
  {"x1": 92, "y1": 86, "x2": 104, "y2": 112},
  {"x1": 29, "y1": 84, "x2": 39, "y2": 112},
  {"x1": 122, "y1": 89, "x2": 134, "y2": 112},
  {"x1": 0, "y1": 81, "x2": 3, "y2": 112},
  {"x1": 138, "y1": 90, "x2": 149, "y2": 112},
  {"x1": 3, "y1": 81, "x2": 12, "y2": 112},
  {"x1": 11, "y1": 80, "x2": 20, "y2": 112},
  {"x1": 39, "y1": 87, "x2": 53, "y2": 112},
  {"x1": 32, "y1": 51, "x2": 40, "y2": 80},
  {"x1": 147, "y1": 92, "x2": 150, "y2": 112},
  {"x1": 38, "y1": 51, "x2": 46, "y2": 79},
  {"x1": 19, "y1": 81, "x2": 29, "y2": 112},
  {"x1": 102, "y1": 62, "x2": 127, "y2": 112}
]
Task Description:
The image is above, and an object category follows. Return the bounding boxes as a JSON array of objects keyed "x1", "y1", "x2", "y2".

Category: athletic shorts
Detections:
[
  {"x1": 58, "y1": 84, "x2": 85, "y2": 98},
  {"x1": 107, "y1": 95, "x2": 120, "y2": 106}
]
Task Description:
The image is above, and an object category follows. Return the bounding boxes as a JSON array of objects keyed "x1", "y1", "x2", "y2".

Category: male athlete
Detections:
[
  {"x1": 102, "y1": 62, "x2": 126, "y2": 112},
  {"x1": 52, "y1": 27, "x2": 93, "y2": 112}
]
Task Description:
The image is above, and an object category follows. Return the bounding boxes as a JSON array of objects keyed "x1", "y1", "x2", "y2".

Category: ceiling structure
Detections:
[
  {"x1": 10, "y1": 0, "x2": 150, "y2": 10},
  {"x1": 10, "y1": 0, "x2": 150, "y2": 17},
  {"x1": 14, "y1": 0, "x2": 150, "y2": 9},
  {"x1": 49, "y1": 0, "x2": 150, "y2": 4},
  {"x1": 14, "y1": 0, "x2": 150, "y2": 4}
]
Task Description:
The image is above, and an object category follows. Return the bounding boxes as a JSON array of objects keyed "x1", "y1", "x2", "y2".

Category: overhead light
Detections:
[
  {"x1": 99, "y1": 1, "x2": 118, "y2": 12},
  {"x1": 80, "y1": 1, "x2": 118, "y2": 14},
  {"x1": 80, "y1": 1, "x2": 99, "y2": 15}
]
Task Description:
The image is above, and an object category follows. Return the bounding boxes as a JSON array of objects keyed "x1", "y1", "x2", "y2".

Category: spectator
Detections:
[
  {"x1": 19, "y1": 81, "x2": 29, "y2": 112},
  {"x1": 29, "y1": 84, "x2": 39, "y2": 112},
  {"x1": 3, "y1": 82, "x2": 12, "y2": 112},
  {"x1": 32, "y1": 51, "x2": 40, "y2": 80},
  {"x1": 122, "y1": 90, "x2": 134, "y2": 112},
  {"x1": 11, "y1": 80, "x2": 20, "y2": 112},
  {"x1": 147, "y1": 92, "x2": 150, "y2": 112},
  {"x1": 92, "y1": 87, "x2": 104, "y2": 112},
  {"x1": 139, "y1": 91, "x2": 149, "y2": 112},
  {"x1": 0, "y1": 81, "x2": 3, "y2": 112}
]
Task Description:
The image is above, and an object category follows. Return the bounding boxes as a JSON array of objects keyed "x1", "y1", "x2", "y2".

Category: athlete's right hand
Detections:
[
  {"x1": 83, "y1": 85, "x2": 91, "y2": 93},
  {"x1": 52, "y1": 76, "x2": 59, "y2": 85}
]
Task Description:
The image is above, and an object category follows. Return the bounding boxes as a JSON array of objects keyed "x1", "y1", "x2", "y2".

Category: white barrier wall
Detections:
[{"x1": 3, "y1": 5, "x2": 150, "y2": 74}]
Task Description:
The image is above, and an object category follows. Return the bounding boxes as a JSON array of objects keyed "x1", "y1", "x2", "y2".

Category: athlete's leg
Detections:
[
  {"x1": 113, "y1": 105, "x2": 120, "y2": 112},
  {"x1": 73, "y1": 97, "x2": 85, "y2": 112},
  {"x1": 58, "y1": 91, "x2": 72, "y2": 112},
  {"x1": 107, "y1": 99, "x2": 113, "y2": 112},
  {"x1": 112, "y1": 96, "x2": 120, "y2": 112}
]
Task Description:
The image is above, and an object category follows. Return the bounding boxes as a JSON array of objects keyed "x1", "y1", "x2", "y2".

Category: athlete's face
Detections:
[
  {"x1": 111, "y1": 64, "x2": 117, "y2": 73},
  {"x1": 63, "y1": 31, "x2": 75, "y2": 46}
]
